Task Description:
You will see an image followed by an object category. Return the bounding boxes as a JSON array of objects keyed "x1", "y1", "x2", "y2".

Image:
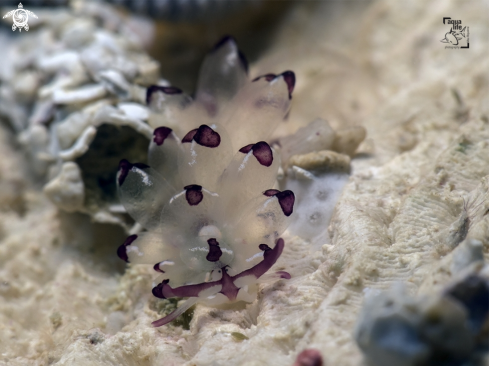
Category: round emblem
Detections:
[{"x1": 13, "y1": 9, "x2": 28, "y2": 28}]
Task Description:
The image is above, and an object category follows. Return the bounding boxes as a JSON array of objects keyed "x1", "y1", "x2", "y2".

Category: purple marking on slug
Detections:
[
  {"x1": 182, "y1": 128, "x2": 198, "y2": 143},
  {"x1": 116, "y1": 234, "x2": 138, "y2": 263},
  {"x1": 251, "y1": 141, "x2": 273, "y2": 167},
  {"x1": 219, "y1": 268, "x2": 240, "y2": 301},
  {"x1": 162, "y1": 86, "x2": 183, "y2": 94},
  {"x1": 264, "y1": 74, "x2": 277, "y2": 82},
  {"x1": 153, "y1": 263, "x2": 165, "y2": 273},
  {"x1": 152, "y1": 281, "x2": 166, "y2": 298},
  {"x1": 153, "y1": 127, "x2": 173, "y2": 146},
  {"x1": 212, "y1": 35, "x2": 235, "y2": 51},
  {"x1": 146, "y1": 85, "x2": 182, "y2": 104},
  {"x1": 184, "y1": 185, "x2": 203, "y2": 206},
  {"x1": 259, "y1": 244, "x2": 271, "y2": 252},
  {"x1": 118, "y1": 160, "x2": 148, "y2": 186},
  {"x1": 151, "y1": 238, "x2": 287, "y2": 327},
  {"x1": 276, "y1": 190, "x2": 295, "y2": 216},
  {"x1": 194, "y1": 125, "x2": 220, "y2": 148},
  {"x1": 239, "y1": 144, "x2": 254, "y2": 154},
  {"x1": 262, "y1": 189, "x2": 295, "y2": 216},
  {"x1": 154, "y1": 277, "x2": 218, "y2": 299},
  {"x1": 235, "y1": 238, "x2": 285, "y2": 281},
  {"x1": 206, "y1": 238, "x2": 222, "y2": 262},
  {"x1": 276, "y1": 271, "x2": 292, "y2": 280},
  {"x1": 252, "y1": 73, "x2": 277, "y2": 83},
  {"x1": 239, "y1": 142, "x2": 273, "y2": 166},
  {"x1": 118, "y1": 159, "x2": 132, "y2": 186},
  {"x1": 281, "y1": 71, "x2": 296, "y2": 99}
]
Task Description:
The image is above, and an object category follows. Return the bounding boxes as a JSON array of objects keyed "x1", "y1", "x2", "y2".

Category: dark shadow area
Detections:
[
  {"x1": 147, "y1": 1, "x2": 296, "y2": 92},
  {"x1": 76, "y1": 124, "x2": 149, "y2": 214},
  {"x1": 0, "y1": 118, "x2": 28, "y2": 216},
  {"x1": 59, "y1": 211, "x2": 127, "y2": 274}
]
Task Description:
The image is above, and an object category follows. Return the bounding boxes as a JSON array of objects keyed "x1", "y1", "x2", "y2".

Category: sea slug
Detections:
[{"x1": 116, "y1": 36, "x2": 296, "y2": 326}]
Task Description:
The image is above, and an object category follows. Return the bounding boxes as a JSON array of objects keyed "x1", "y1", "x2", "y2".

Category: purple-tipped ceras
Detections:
[{"x1": 116, "y1": 36, "x2": 296, "y2": 327}]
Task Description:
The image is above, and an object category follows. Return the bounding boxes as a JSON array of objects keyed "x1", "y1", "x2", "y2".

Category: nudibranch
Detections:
[{"x1": 116, "y1": 36, "x2": 296, "y2": 327}]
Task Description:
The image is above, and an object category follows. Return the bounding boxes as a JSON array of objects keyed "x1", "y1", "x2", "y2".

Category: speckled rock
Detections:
[{"x1": 0, "y1": 0, "x2": 488, "y2": 366}]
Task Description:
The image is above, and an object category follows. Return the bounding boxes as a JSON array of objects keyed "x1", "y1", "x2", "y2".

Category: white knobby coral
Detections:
[{"x1": 116, "y1": 37, "x2": 296, "y2": 327}]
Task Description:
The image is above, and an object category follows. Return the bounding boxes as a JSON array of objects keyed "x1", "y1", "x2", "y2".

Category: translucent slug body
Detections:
[{"x1": 116, "y1": 37, "x2": 296, "y2": 327}]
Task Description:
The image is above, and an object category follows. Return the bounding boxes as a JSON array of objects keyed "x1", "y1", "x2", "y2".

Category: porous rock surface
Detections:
[{"x1": 0, "y1": 0, "x2": 488, "y2": 365}]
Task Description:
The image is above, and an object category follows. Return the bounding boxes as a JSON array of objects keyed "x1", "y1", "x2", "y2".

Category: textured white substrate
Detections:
[{"x1": 0, "y1": 0, "x2": 488, "y2": 365}]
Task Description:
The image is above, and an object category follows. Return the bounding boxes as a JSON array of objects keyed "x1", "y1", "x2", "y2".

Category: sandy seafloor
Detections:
[{"x1": 0, "y1": 0, "x2": 489, "y2": 365}]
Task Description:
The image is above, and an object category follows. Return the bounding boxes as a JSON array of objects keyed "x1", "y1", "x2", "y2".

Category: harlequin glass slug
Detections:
[{"x1": 116, "y1": 36, "x2": 296, "y2": 327}]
